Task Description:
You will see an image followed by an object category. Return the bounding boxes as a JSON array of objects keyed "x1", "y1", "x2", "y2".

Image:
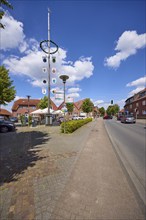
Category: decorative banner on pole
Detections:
[
  {"x1": 42, "y1": 88, "x2": 47, "y2": 94},
  {"x1": 55, "y1": 93, "x2": 64, "y2": 100},
  {"x1": 51, "y1": 89, "x2": 56, "y2": 94},
  {"x1": 43, "y1": 79, "x2": 47, "y2": 84},
  {"x1": 66, "y1": 97, "x2": 74, "y2": 103},
  {"x1": 52, "y1": 78, "x2": 57, "y2": 84},
  {"x1": 52, "y1": 68, "x2": 56, "y2": 74},
  {"x1": 42, "y1": 67, "x2": 47, "y2": 73}
]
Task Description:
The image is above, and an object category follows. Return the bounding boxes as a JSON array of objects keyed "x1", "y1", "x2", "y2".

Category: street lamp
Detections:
[
  {"x1": 26, "y1": 95, "x2": 31, "y2": 126},
  {"x1": 59, "y1": 75, "x2": 69, "y2": 133}
]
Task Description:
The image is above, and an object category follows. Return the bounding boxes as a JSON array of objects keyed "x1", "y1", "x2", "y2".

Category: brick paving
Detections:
[{"x1": 0, "y1": 119, "x2": 145, "y2": 220}]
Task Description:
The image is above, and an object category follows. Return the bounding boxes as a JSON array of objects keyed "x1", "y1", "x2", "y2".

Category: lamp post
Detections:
[
  {"x1": 40, "y1": 9, "x2": 58, "y2": 126},
  {"x1": 59, "y1": 75, "x2": 69, "y2": 133},
  {"x1": 26, "y1": 95, "x2": 31, "y2": 126}
]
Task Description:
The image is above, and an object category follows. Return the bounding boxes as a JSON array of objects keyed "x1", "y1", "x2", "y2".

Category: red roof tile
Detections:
[{"x1": 0, "y1": 108, "x2": 12, "y2": 116}]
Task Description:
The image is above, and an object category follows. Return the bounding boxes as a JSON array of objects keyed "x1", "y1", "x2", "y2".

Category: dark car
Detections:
[
  {"x1": 10, "y1": 117, "x2": 18, "y2": 123},
  {"x1": 0, "y1": 120, "x2": 16, "y2": 133},
  {"x1": 121, "y1": 115, "x2": 136, "y2": 123},
  {"x1": 103, "y1": 115, "x2": 113, "y2": 119}
]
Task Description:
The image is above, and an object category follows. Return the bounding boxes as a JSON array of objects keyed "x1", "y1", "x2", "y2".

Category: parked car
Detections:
[
  {"x1": 117, "y1": 115, "x2": 123, "y2": 121},
  {"x1": 10, "y1": 117, "x2": 18, "y2": 123},
  {"x1": 0, "y1": 120, "x2": 16, "y2": 133},
  {"x1": 103, "y1": 115, "x2": 113, "y2": 119},
  {"x1": 72, "y1": 116, "x2": 79, "y2": 120},
  {"x1": 121, "y1": 115, "x2": 136, "y2": 123}
]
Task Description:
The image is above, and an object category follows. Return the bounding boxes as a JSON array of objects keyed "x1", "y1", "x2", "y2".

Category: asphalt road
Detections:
[{"x1": 104, "y1": 118, "x2": 146, "y2": 205}]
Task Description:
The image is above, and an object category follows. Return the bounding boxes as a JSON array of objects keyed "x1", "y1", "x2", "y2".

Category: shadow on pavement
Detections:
[{"x1": 0, "y1": 130, "x2": 50, "y2": 185}]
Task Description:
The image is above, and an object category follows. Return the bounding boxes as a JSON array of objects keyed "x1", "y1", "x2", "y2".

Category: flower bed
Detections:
[{"x1": 61, "y1": 118, "x2": 92, "y2": 133}]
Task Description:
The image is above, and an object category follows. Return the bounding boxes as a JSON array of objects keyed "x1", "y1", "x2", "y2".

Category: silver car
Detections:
[{"x1": 121, "y1": 115, "x2": 136, "y2": 123}]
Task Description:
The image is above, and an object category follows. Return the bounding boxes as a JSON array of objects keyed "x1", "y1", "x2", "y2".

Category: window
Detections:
[
  {"x1": 130, "y1": 104, "x2": 132, "y2": 109},
  {"x1": 142, "y1": 100, "x2": 146, "y2": 106},
  {"x1": 136, "y1": 102, "x2": 139, "y2": 107},
  {"x1": 142, "y1": 110, "x2": 146, "y2": 115}
]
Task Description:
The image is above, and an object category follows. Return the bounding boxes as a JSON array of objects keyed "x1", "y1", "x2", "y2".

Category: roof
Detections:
[
  {"x1": 0, "y1": 108, "x2": 12, "y2": 116},
  {"x1": 125, "y1": 88, "x2": 146, "y2": 103},
  {"x1": 12, "y1": 98, "x2": 58, "y2": 111},
  {"x1": 74, "y1": 99, "x2": 86, "y2": 110},
  {"x1": 12, "y1": 99, "x2": 40, "y2": 111}
]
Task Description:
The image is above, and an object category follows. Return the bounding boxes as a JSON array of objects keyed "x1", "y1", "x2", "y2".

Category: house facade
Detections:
[
  {"x1": 12, "y1": 98, "x2": 57, "y2": 117},
  {"x1": 58, "y1": 99, "x2": 98, "y2": 117},
  {"x1": 124, "y1": 88, "x2": 146, "y2": 119}
]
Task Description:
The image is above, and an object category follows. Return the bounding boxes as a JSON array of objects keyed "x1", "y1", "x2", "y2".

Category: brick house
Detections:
[
  {"x1": 12, "y1": 98, "x2": 57, "y2": 117},
  {"x1": 124, "y1": 88, "x2": 146, "y2": 119},
  {"x1": 58, "y1": 99, "x2": 97, "y2": 117},
  {"x1": 0, "y1": 108, "x2": 12, "y2": 119}
]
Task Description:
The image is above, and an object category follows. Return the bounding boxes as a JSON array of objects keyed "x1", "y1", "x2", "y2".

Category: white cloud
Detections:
[
  {"x1": 128, "y1": 86, "x2": 145, "y2": 97},
  {"x1": 67, "y1": 93, "x2": 80, "y2": 98},
  {"x1": 3, "y1": 47, "x2": 94, "y2": 89},
  {"x1": 104, "y1": 31, "x2": 146, "y2": 68},
  {"x1": 1, "y1": 12, "x2": 28, "y2": 52},
  {"x1": 1, "y1": 13, "x2": 94, "y2": 105},
  {"x1": 126, "y1": 76, "x2": 146, "y2": 87},
  {"x1": 67, "y1": 87, "x2": 81, "y2": 93},
  {"x1": 94, "y1": 100, "x2": 104, "y2": 106},
  {"x1": 126, "y1": 76, "x2": 146, "y2": 97},
  {"x1": 14, "y1": 95, "x2": 25, "y2": 101}
]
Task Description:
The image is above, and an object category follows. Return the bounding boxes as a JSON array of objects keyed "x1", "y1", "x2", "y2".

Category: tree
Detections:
[
  {"x1": 81, "y1": 98, "x2": 94, "y2": 115},
  {"x1": 0, "y1": 0, "x2": 13, "y2": 29},
  {"x1": 99, "y1": 107, "x2": 105, "y2": 116},
  {"x1": 38, "y1": 96, "x2": 52, "y2": 109},
  {"x1": 0, "y1": 65, "x2": 16, "y2": 105},
  {"x1": 66, "y1": 103, "x2": 74, "y2": 113},
  {"x1": 106, "y1": 104, "x2": 120, "y2": 116}
]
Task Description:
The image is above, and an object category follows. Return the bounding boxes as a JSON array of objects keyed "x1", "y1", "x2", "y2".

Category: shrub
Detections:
[{"x1": 61, "y1": 118, "x2": 92, "y2": 133}]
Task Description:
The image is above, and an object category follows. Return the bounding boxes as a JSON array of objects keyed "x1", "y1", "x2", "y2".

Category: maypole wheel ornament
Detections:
[{"x1": 40, "y1": 40, "x2": 59, "y2": 54}]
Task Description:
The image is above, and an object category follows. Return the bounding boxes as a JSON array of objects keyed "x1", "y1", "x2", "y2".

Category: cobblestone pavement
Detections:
[
  {"x1": 0, "y1": 121, "x2": 94, "y2": 220},
  {"x1": 0, "y1": 119, "x2": 145, "y2": 220}
]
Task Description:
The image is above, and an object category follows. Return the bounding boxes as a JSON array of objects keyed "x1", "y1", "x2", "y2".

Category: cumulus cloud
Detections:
[
  {"x1": 126, "y1": 76, "x2": 146, "y2": 97},
  {"x1": 104, "y1": 31, "x2": 146, "y2": 68},
  {"x1": 67, "y1": 93, "x2": 80, "y2": 98},
  {"x1": 1, "y1": 12, "x2": 28, "y2": 52},
  {"x1": 128, "y1": 86, "x2": 145, "y2": 97},
  {"x1": 3, "y1": 47, "x2": 94, "y2": 89},
  {"x1": 126, "y1": 76, "x2": 146, "y2": 87},
  {"x1": 94, "y1": 100, "x2": 104, "y2": 106},
  {"x1": 67, "y1": 87, "x2": 82, "y2": 93},
  {"x1": 1, "y1": 13, "x2": 94, "y2": 104}
]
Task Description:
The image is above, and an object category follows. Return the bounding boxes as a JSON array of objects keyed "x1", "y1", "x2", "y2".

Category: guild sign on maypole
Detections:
[{"x1": 40, "y1": 9, "x2": 59, "y2": 126}]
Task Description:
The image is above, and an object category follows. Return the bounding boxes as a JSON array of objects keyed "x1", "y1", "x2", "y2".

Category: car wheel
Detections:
[{"x1": 0, "y1": 126, "x2": 9, "y2": 133}]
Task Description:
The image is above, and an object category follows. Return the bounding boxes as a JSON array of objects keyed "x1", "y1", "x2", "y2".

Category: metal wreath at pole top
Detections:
[{"x1": 40, "y1": 40, "x2": 59, "y2": 54}]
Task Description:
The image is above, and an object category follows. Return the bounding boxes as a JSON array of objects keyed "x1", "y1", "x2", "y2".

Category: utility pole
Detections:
[
  {"x1": 47, "y1": 8, "x2": 51, "y2": 125},
  {"x1": 40, "y1": 9, "x2": 58, "y2": 126}
]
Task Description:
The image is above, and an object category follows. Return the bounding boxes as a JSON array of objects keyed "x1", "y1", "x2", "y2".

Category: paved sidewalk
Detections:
[
  {"x1": 0, "y1": 118, "x2": 145, "y2": 219},
  {"x1": 50, "y1": 118, "x2": 145, "y2": 220}
]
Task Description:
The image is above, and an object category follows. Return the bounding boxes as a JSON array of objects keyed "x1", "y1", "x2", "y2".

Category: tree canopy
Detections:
[
  {"x1": 38, "y1": 96, "x2": 52, "y2": 109},
  {"x1": 81, "y1": 98, "x2": 94, "y2": 114},
  {"x1": 0, "y1": 65, "x2": 16, "y2": 105},
  {"x1": 66, "y1": 103, "x2": 74, "y2": 113},
  {"x1": 106, "y1": 104, "x2": 120, "y2": 116},
  {"x1": 0, "y1": 0, "x2": 13, "y2": 29},
  {"x1": 99, "y1": 107, "x2": 105, "y2": 116}
]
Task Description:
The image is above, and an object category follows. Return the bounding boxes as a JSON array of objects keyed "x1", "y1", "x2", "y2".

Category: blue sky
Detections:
[{"x1": 1, "y1": 0, "x2": 146, "y2": 111}]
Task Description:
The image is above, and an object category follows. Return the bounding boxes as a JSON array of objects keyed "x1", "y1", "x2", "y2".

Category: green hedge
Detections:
[{"x1": 61, "y1": 118, "x2": 92, "y2": 133}]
